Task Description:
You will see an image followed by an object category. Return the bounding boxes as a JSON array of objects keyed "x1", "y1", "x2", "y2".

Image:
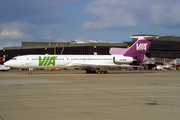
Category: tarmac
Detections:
[{"x1": 0, "y1": 70, "x2": 180, "y2": 120}]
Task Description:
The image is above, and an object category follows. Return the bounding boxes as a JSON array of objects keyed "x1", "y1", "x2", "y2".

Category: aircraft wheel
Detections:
[
  {"x1": 28, "y1": 71, "x2": 32, "y2": 75},
  {"x1": 104, "y1": 71, "x2": 108, "y2": 74}
]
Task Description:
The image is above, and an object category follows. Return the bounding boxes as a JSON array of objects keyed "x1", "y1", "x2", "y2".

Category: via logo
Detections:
[
  {"x1": 39, "y1": 56, "x2": 57, "y2": 66},
  {"x1": 136, "y1": 43, "x2": 148, "y2": 50}
]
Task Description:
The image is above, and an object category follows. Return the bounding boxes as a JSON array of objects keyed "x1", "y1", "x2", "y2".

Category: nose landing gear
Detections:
[{"x1": 28, "y1": 68, "x2": 33, "y2": 75}]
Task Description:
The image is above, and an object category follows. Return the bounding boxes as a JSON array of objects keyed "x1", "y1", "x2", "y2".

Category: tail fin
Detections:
[{"x1": 124, "y1": 36, "x2": 159, "y2": 63}]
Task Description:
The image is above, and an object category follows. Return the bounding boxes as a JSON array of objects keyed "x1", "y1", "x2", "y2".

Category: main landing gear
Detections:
[{"x1": 86, "y1": 69, "x2": 108, "y2": 74}]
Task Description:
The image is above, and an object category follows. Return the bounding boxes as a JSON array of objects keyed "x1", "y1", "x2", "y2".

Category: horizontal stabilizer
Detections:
[
  {"x1": 131, "y1": 36, "x2": 159, "y2": 40},
  {"x1": 131, "y1": 35, "x2": 173, "y2": 40}
]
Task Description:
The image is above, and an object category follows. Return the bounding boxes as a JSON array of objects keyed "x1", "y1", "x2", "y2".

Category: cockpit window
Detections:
[{"x1": 11, "y1": 57, "x2": 17, "y2": 60}]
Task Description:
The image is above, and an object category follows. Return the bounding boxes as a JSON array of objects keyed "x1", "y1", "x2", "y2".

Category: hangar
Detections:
[{"x1": 1, "y1": 34, "x2": 180, "y2": 64}]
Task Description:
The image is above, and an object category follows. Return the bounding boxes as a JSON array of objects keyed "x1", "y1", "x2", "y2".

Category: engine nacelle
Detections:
[{"x1": 113, "y1": 56, "x2": 133, "y2": 64}]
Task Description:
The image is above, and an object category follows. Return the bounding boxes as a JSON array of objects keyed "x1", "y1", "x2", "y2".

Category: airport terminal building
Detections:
[{"x1": 1, "y1": 35, "x2": 180, "y2": 64}]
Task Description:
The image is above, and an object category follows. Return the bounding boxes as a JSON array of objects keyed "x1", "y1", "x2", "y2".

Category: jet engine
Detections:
[{"x1": 113, "y1": 56, "x2": 133, "y2": 64}]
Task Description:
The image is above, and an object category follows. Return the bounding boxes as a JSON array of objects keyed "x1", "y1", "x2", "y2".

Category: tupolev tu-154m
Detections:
[{"x1": 4, "y1": 36, "x2": 161, "y2": 74}]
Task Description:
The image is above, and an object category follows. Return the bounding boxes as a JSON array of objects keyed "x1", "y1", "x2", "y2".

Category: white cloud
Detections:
[
  {"x1": 0, "y1": 22, "x2": 28, "y2": 39},
  {"x1": 84, "y1": 0, "x2": 138, "y2": 29},
  {"x1": 0, "y1": 22, "x2": 61, "y2": 49},
  {"x1": 0, "y1": 22, "x2": 61, "y2": 40},
  {"x1": 0, "y1": 29, "x2": 23, "y2": 39},
  {"x1": 84, "y1": 0, "x2": 180, "y2": 29},
  {"x1": 0, "y1": 0, "x2": 83, "y2": 49}
]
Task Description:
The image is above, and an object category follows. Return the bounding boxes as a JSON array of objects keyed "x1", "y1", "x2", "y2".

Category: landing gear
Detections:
[
  {"x1": 28, "y1": 71, "x2": 32, "y2": 75},
  {"x1": 86, "y1": 69, "x2": 96, "y2": 73},
  {"x1": 103, "y1": 71, "x2": 108, "y2": 74},
  {"x1": 97, "y1": 70, "x2": 108, "y2": 74},
  {"x1": 86, "y1": 69, "x2": 108, "y2": 74},
  {"x1": 28, "y1": 68, "x2": 33, "y2": 75}
]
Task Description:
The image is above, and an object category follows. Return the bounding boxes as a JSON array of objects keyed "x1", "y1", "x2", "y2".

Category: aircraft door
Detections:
[
  {"x1": 66, "y1": 56, "x2": 71, "y2": 65},
  {"x1": 22, "y1": 58, "x2": 31, "y2": 67}
]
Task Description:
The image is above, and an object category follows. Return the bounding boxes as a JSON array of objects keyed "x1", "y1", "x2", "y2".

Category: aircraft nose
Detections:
[{"x1": 4, "y1": 61, "x2": 10, "y2": 67}]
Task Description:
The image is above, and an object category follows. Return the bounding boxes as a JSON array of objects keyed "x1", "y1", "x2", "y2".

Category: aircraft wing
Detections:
[{"x1": 68, "y1": 63, "x2": 139, "y2": 68}]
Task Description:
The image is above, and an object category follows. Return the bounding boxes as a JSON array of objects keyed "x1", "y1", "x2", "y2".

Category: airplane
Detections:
[{"x1": 4, "y1": 36, "x2": 159, "y2": 74}]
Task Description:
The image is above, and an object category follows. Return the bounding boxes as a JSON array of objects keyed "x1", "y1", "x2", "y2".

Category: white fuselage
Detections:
[{"x1": 4, "y1": 55, "x2": 133, "y2": 69}]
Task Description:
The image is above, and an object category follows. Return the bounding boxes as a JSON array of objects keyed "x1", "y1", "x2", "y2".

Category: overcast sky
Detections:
[{"x1": 1, "y1": 0, "x2": 180, "y2": 49}]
